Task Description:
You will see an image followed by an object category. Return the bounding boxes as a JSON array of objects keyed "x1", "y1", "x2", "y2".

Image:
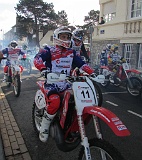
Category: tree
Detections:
[
  {"x1": 84, "y1": 10, "x2": 100, "y2": 24},
  {"x1": 15, "y1": 0, "x2": 58, "y2": 47},
  {"x1": 56, "y1": 10, "x2": 69, "y2": 26}
]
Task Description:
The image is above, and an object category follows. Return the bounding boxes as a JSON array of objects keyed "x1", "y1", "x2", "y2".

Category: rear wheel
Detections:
[
  {"x1": 13, "y1": 74, "x2": 21, "y2": 97},
  {"x1": 126, "y1": 77, "x2": 142, "y2": 97},
  {"x1": 78, "y1": 138, "x2": 125, "y2": 160}
]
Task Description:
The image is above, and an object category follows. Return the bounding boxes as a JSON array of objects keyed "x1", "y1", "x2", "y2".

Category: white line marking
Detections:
[
  {"x1": 128, "y1": 110, "x2": 142, "y2": 118},
  {"x1": 106, "y1": 101, "x2": 118, "y2": 106},
  {"x1": 103, "y1": 91, "x2": 128, "y2": 95}
]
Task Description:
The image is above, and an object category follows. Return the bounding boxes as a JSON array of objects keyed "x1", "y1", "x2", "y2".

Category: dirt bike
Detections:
[
  {"x1": 98, "y1": 61, "x2": 142, "y2": 97},
  {"x1": 32, "y1": 68, "x2": 130, "y2": 160},
  {"x1": 1, "y1": 54, "x2": 22, "y2": 97}
]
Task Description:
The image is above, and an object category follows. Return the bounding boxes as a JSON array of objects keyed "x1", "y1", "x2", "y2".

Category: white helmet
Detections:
[
  {"x1": 10, "y1": 40, "x2": 18, "y2": 48},
  {"x1": 42, "y1": 43, "x2": 48, "y2": 48},
  {"x1": 53, "y1": 26, "x2": 72, "y2": 48}
]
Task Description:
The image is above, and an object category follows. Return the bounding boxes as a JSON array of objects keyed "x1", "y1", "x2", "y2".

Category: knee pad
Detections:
[
  {"x1": 19, "y1": 65, "x2": 23, "y2": 73},
  {"x1": 46, "y1": 93, "x2": 60, "y2": 114},
  {"x1": 4, "y1": 66, "x2": 8, "y2": 73}
]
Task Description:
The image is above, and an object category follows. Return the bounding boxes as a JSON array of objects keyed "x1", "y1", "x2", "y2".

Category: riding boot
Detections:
[{"x1": 39, "y1": 111, "x2": 56, "y2": 142}]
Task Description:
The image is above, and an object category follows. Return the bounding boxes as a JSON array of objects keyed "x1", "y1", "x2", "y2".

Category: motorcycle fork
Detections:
[
  {"x1": 78, "y1": 115, "x2": 107, "y2": 160},
  {"x1": 123, "y1": 68, "x2": 133, "y2": 88},
  {"x1": 92, "y1": 115, "x2": 103, "y2": 139},
  {"x1": 77, "y1": 114, "x2": 92, "y2": 160}
]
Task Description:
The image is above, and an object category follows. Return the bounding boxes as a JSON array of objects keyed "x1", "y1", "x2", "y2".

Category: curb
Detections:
[{"x1": 0, "y1": 86, "x2": 32, "y2": 160}]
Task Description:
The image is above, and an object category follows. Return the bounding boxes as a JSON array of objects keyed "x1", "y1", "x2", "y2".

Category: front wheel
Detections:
[
  {"x1": 78, "y1": 138, "x2": 125, "y2": 160},
  {"x1": 13, "y1": 74, "x2": 21, "y2": 97},
  {"x1": 126, "y1": 77, "x2": 142, "y2": 97}
]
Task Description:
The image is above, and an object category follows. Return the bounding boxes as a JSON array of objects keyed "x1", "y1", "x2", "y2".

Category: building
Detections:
[{"x1": 91, "y1": 0, "x2": 142, "y2": 70}]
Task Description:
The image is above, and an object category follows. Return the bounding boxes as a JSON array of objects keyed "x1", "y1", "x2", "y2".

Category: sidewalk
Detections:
[{"x1": 0, "y1": 86, "x2": 32, "y2": 160}]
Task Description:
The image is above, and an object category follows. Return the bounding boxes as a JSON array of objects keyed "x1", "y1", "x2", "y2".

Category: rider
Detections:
[
  {"x1": 71, "y1": 28, "x2": 89, "y2": 64},
  {"x1": 100, "y1": 44, "x2": 111, "y2": 66},
  {"x1": 0, "y1": 40, "x2": 25, "y2": 82},
  {"x1": 34, "y1": 26, "x2": 95, "y2": 143}
]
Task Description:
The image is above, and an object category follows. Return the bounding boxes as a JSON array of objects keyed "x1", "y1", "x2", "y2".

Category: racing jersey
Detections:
[
  {"x1": 34, "y1": 46, "x2": 94, "y2": 92},
  {"x1": 2, "y1": 47, "x2": 25, "y2": 65},
  {"x1": 2, "y1": 47, "x2": 25, "y2": 59}
]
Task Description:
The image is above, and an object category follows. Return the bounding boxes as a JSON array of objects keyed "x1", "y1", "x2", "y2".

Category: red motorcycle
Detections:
[
  {"x1": 32, "y1": 69, "x2": 130, "y2": 160},
  {"x1": 99, "y1": 61, "x2": 142, "y2": 97}
]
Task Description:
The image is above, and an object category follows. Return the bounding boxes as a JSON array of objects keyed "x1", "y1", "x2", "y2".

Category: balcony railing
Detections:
[{"x1": 124, "y1": 20, "x2": 141, "y2": 34}]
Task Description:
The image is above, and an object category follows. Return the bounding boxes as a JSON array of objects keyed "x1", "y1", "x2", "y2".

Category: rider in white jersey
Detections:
[{"x1": 34, "y1": 26, "x2": 94, "y2": 143}]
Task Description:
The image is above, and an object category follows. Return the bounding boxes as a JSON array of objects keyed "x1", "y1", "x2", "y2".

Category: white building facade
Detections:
[{"x1": 91, "y1": 0, "x2": 142, "y2": 70}]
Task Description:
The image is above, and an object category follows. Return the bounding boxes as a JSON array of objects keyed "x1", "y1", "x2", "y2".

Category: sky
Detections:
[{"x1": 0, "y1": 0, "x2": 100, "y2": 38}]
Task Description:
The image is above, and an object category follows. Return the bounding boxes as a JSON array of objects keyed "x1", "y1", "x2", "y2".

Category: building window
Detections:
[
  {"x1": 131, "y1": 0, "x2": 142, "y2": 18},
  {"x1": 105, "y1": 13, "x2": 116, "y2": 22},
  {"x1": 138, "y1": 44, "x2": 142, "y2": 69},
  {"x1": 50, "y1": 35, "x2": 53, "y2": 41},
  {"x1": 124, "y1": 44, "x2": 133, "y2": 68}
]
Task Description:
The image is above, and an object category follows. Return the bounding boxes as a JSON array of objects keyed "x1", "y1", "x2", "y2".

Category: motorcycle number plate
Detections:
[
  {"x1": 122, "y1": 63, "x2": 129, "y2": 70},
  {"x1": 72, "y1": 82, "x2": 95, "y2": 114},
  {"x1": 35, "y1": 90, "x2": 46, "y2": 109}
]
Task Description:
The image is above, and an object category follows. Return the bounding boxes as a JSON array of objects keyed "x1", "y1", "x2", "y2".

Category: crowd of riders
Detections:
[{"x1": 99, "y1": 43, "x2": 126, "y2": 72}]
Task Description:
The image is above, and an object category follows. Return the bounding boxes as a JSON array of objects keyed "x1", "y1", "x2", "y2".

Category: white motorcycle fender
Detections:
[
  {"x1": 35, "y1": 90, "x2": 46, "y2": 109},
  {"x1": 13, "y1": 65, "x2": 20, "y2": 72},
  {"x1": 91, "y1": 75, "x2": 105, "y2": 83}
]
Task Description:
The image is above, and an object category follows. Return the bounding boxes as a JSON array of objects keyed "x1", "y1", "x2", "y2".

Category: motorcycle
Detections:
[
  {"x1": 32, "y1": 68, "x2": 130, "y2": 160},
  {"x1": 1, "y1": 54, "x2": 23, "y2": 97},
  {"x1": 98, "y1": 61, "x2": 142, "y2": 97}
]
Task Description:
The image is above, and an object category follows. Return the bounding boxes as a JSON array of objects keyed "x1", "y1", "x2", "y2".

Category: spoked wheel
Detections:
[
  {"x1": 126, "y1": 77, "x2": 142, "y2": 97},
  {"x1": 32, "y1": 102, "x2": 44, "y2": 135},
  {"x1": 78, "y1": 138, "x2": 125, "y2": 160},
  {"x1": 13, "y1": 74, "x2": 21, "y2": 97},
  {"x1": 92, "y1": 81, "x2": 103, "y2": 106},
  {"x1": 26, "y1": 62, "x2": 32, "y2": 74}
]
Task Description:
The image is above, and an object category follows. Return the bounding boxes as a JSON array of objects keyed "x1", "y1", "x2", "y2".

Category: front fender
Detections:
[{"x1": 83, "y1": 106, "x2": 130, "y2": 137}]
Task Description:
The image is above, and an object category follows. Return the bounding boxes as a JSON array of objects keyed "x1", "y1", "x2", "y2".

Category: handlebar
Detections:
[{"x1": 41, "y1": 67, "x2": 105, "y2": 84}]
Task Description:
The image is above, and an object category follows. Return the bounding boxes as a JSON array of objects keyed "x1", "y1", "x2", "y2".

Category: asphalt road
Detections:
[{"x1": 0, "y1": 67, "x2": 142, "y2": 160}]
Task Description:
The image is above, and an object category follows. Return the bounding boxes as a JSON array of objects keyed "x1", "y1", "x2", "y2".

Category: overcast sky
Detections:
[{"x1": 0, "y1": 0, "x2": 100, "y2": 38}]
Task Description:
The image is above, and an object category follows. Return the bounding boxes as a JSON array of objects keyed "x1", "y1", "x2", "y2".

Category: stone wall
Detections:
[{"x1": 90, "y1": 40, "x2": 141, "y2": 69}]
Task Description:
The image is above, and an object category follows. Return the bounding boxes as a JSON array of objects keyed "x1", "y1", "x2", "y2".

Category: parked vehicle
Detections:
[
  {"x1": 1, "y1": 55, "x2": 22, "y2": 97},
  {"x1": 32, "y1": 68, "x2": 130, "y2": 160},
  {"x1": 96, "y1": 61, "x2": 142, "y2": 97}
]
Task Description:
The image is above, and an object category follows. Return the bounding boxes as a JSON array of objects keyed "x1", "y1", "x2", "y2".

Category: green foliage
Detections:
[
  {"x1": 14, "y1": 0, "x2": 69, "y2": 46},
  {"x1": 84, "y1": 10, "x2": 100, "y2": 23}
]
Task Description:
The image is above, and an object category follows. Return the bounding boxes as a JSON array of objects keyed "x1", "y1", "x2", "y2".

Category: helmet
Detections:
[
  {"x1": 106, "y1": 44, "x2": 111, "y2": 50},
  {"x1": 53, "y1": 26, "x2": 72, "y2": 48},
  {"x1": 72, "y1": 28, "x2": 84, "y2": 41},
  {"x1": 111, "y1": 44, "x2": 118, "y2": 51},
  {"x1": 10, "y1": 40, "x2": 18, "y2": 48},
  {"x1": 42, "y1": 43, "x2": 48, "y2": 48}
]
